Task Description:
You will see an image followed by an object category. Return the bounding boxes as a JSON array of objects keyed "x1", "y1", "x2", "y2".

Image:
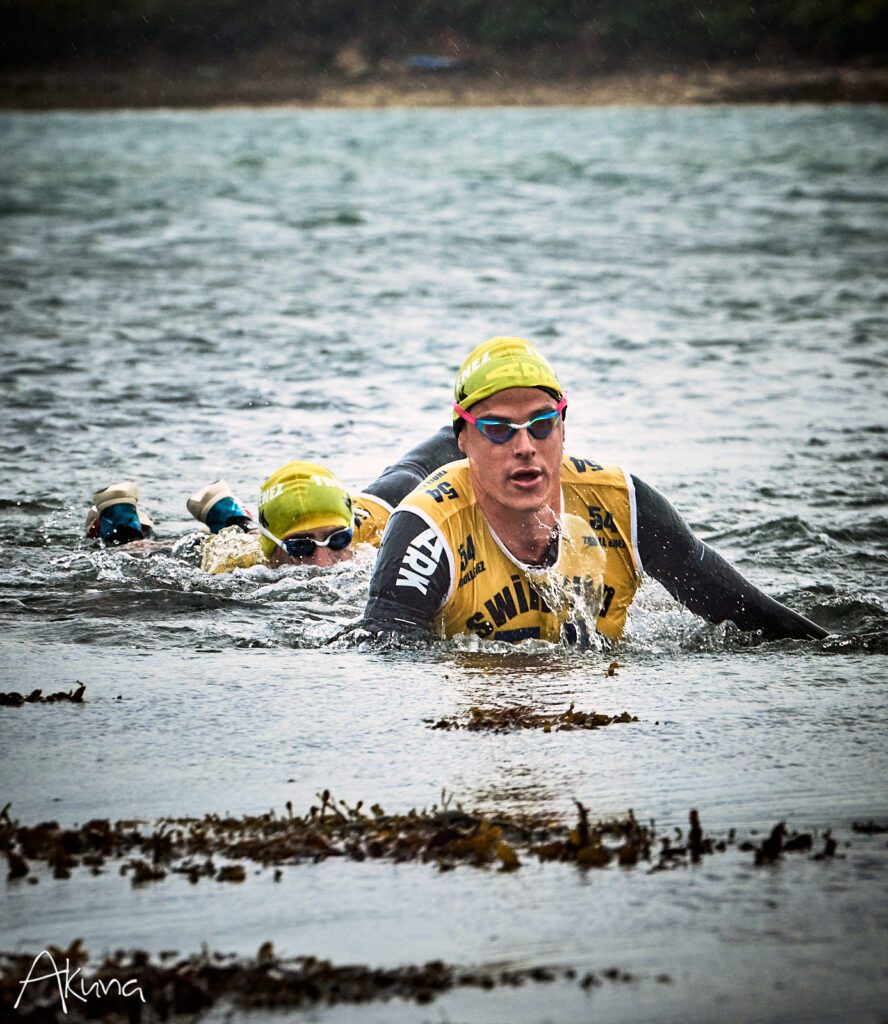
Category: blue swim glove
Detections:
[
  {"x1": 205, "y1": 496, "x2": 251, "y2": 534},
  {"x1": 99, "y1": 502, "x2": 145, "y2": 545},
  {"x1": 187, "y1": 480, "x2": 253, "y2": 534}
]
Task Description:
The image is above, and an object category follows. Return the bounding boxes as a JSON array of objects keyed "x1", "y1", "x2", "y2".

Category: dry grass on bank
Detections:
[{"x1": 2, "y1": 60, "x2": 887, "y2": 110}]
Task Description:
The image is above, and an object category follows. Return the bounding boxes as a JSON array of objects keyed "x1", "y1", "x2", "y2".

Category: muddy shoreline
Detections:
[{"x1": 3, "y1": 60, "x2": 887, "y2": 110}]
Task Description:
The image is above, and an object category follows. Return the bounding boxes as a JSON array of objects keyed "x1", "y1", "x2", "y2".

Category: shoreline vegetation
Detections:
[
  {"x1": 1, "y1": 0, "x2": 886, "y2": 110},
  {"x1": 2, "y1": 58, "x2": 887, "y2": 111}
]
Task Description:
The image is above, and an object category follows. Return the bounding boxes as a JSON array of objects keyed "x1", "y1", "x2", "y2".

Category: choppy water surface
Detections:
[{"x1": 1, "y1": 106, "x2": 887, "y2": 1023}]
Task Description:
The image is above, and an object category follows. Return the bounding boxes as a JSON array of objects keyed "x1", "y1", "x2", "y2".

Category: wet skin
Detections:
[
  {"x1": 268, "y1": 525, "x2": 355, "y2": 568},
  {"x1": 456, "y1": 386, "x2": 564, "y2": 565}
]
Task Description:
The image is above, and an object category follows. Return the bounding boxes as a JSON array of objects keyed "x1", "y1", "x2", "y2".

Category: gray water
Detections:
[{"x1": 1, "y1": 106, "x2": 887, "y2": 1023}]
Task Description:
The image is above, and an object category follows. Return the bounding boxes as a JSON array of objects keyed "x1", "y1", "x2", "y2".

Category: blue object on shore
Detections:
[{"x1": 404, "y1": 55, "x2": 463, "y2": 72}]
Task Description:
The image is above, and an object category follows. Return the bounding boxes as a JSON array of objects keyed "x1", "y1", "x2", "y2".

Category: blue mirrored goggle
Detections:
[
  {"x1": 258, "y1": 523, "x2": 353, "y2": 558},
  {"x1": 453, "y1": 395, "x2": 568, "y2": 445}
]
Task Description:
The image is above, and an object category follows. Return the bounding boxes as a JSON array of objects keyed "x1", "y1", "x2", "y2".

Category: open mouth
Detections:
[{"x1": 510, "y1": 468, "x2": 543, "y2": 488}]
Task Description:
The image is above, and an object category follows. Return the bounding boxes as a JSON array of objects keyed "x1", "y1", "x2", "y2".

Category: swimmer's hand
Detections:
[
  {"x1": 323, "y1": 622, "x2": 372, "y2": 647},
  {"x1": 325, "y1": 619, "x2": 436, "y2": 648}
]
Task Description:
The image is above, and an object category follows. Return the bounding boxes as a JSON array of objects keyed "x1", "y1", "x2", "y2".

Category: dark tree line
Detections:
[{"x1": 3, "y1": 0, "x2": 887, "y2": 66}]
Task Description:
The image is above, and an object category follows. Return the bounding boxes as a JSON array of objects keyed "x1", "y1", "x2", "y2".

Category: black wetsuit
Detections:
[
  {"x1": 362, "y1": 454, "x2": 827, "y2": 643},
  {"x1": 630, "y1": 479, "x2": 825, "y2": 640},
  {"x1": 361, "y1": 426, "x2": 464, "y2": 512}
]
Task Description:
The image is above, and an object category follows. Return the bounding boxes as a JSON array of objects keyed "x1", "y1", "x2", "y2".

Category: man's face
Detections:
[
  {"x1": 268, "y1": 525, "x2": 355, "y2": 568},
  {"x1": 457, "y1": 386, "x2": 564, "y2": 518}
]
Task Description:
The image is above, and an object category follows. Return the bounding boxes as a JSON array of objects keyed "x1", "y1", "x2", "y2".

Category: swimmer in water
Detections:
[
  {"x1": 85, "y1": 427, "x2": 461, "y2": 572},
  {"x1": 360, "y1": 336, "x2": 829, "y2": 644}
]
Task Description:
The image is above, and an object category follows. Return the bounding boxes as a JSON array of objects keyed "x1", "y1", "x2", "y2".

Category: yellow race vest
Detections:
[
  {"x1": 399, "y1": 457, "x2": 641, "y2": 642},
  {"x1": 353, "y1": 492, "x2": 392, "y2": 547}
]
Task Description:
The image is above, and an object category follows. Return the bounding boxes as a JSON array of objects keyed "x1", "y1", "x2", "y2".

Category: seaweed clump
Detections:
[
  {"x1": 0, "y1": 941, "x2": 582, "y2": 1021},
  {"x1": 427, "y1": 703, "x2": 638, "y2": 733},
  {"x1": 533, "y1": 801, "x2": 653, "y2": 868},
  {"x1": 1, "y1": 801, "x2": 845, "y2": 883},
  {"x1": 0, "y1": 938, "x2": 677, "y2": 1022},
  {"x1": 1, "y1": 796, "x2": 657, "y2": 880},
  {"x1": 852, "y1": 820, "x2": 888, "y2": 835},
  {"x1": 738, "y1": 822, "x2": 838, "y2": 864},
  {"x1": 0, "y1": 683, "x2": 85, "y2": 706}
]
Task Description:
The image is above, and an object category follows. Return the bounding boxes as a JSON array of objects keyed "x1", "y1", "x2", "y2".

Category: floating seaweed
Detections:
[
  {"x1": 0, "y1": 683, "x2": 85, "y2": 706},
  {"x1": 0, "y1": 801, "x2": 850, "y2": 885},
  {"x1": 426, "y1": 703, "x2": 639, "y2": 733},
  {"x1": 650, "y1": 809, "x2": 728, "y2": 871},
  {"x1": 0, "y1": 939, "x2": 666, "y2": 1023},
  {"x1": 0, "y1": 797, "x2": 657, "y2": 880},
  {"x1": 532, "y1": 802, "x2": 655, "y2": 868},
  {"x1": 741, "y1": 822, "x2": 837, "y2": 865},
  {"x1": 851, "y1": 820, "x2": 888, "y2": 835}
]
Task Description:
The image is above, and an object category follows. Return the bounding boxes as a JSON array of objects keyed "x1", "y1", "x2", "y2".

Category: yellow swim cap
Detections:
[
  {"x1": 453, "y1": 336, "x2": 563, "y2": 420},
  {"x1": 257, "y1": 461, "x2": 353, "y2": 559}
]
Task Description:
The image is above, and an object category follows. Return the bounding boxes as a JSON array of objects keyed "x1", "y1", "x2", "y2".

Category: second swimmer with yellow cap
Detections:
[
  {"x1": 185, "y1": 461, "x2": 374, "y2": 574},
  {"x1": 255, "y1": 460, "x2": 384, "y2": 569},
  {"x1": 196, "y1": 426, "x2": 461, "y2": 573}
]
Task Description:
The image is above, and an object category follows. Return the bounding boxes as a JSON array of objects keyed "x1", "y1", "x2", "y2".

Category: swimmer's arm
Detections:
[
  {"x1": 633, "y1": 476, "x2": 828, "y2": 641},
  {"x1": 360, "y1": 510, "x2": 450, "y2": 637},
  {"x1": 361, "y1": 427, "x2": 461, "y2": 510}
]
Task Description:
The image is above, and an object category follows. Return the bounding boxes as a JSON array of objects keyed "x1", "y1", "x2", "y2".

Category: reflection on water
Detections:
[{"x1": 1, "y1": 106, "x2": 887, "y2": 1023}]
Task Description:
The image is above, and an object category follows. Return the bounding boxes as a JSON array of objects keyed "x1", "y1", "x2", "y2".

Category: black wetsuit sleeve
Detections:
[
  {"x1": 633, "y1": 476, "x2": 827, "y2": 641},
  {"x1": 362, "y1": 426, "x2": 461, "y2": 510},
  {"x1": 361, "y1": 509, "x2": 451, "y2": 637}
]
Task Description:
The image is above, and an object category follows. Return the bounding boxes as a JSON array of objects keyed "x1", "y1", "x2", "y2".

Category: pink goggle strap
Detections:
[{"x1": 452, "y1": 392, "x2": 567, "y2": 426}]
